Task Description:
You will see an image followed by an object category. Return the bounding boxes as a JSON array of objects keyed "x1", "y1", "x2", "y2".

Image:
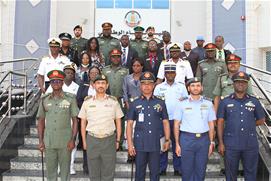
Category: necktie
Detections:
[
  {"x1": 218, "y1": 50, "x2": 222, "y2": 59},
  {"x1": 166, "y1": 46, "x2": 170, "y2": 60},
  {"x1": 83, "y1": 72, "x2": 88, "y2": 83},
  {"x1": 122, "y1": 48, "x2": 126, "y2": 65}
]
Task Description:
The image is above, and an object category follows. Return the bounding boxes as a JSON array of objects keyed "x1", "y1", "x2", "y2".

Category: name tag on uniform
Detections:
[
  {"x1": 227, "y1": 104, "x2": 234, "y2": 107},
  {"x1": 138, "y1": 112, "x2": 144, "y2": 122}
]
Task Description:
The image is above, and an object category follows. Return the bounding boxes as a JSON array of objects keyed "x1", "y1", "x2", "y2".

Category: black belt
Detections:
[{"x1": 181, "y1": 131, "x2": 208, "y2": 138}]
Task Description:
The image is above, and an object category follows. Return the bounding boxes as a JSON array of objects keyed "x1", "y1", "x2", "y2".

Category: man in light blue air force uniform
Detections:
[
  {"x1": 173, "y1": 77, "x2": 216, "y2": 181},
  {"x1": 153, "y1": 62, "x2": 188, "y2": 176}
]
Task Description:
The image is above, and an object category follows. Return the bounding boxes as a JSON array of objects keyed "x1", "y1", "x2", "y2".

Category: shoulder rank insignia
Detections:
[
  {"x1": 84, "y1": 95, "x2": 93, "y2": 101},
  {"x1": 203, "y1": 96, "x2": 212, "y2": 102},
  {"x1": 108, "y1": 95, "x2": 117, "y2": 101},
  {"x1": 129, "y1": 97, "x2": 139, "y2": 102}
]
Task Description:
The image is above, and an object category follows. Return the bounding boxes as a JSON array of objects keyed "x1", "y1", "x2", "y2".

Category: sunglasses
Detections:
[{"x1": 50, "y1": 79, "x2": 63, "y2": 84}]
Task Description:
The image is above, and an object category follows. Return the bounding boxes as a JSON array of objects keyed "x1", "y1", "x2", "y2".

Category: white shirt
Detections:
[
  {"x1": 216, "y1": 49, "x2": 226, "y2": 61},
  {"x1": 46, "y1": 81, "x2": 79, "y2": 95},
  {"x1": 88, "y1": 84, "x2": 96, "y2": 96},
  {"x1": 121, "y1": 46, "x2": 129, "y2": 64},
  {"x1": 157, "y1": 58, "x2": 194, "y2": 84},
  {"x1": 154, "y1": 81, "x2": 188, "y2": 120},
  {"x1": 37, "y1": 53, "x2": 70, "y2": 81}
]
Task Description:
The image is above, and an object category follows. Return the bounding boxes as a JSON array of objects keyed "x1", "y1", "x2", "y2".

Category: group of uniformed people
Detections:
[{"x1": 36, "y1": 22, "x2": 266, "y2": 181}]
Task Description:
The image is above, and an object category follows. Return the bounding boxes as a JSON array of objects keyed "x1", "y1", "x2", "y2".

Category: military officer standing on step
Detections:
[
  {"x1": 37, "y1": 70, "x2": 79, "y2": 181},
  {"x1": 217, "y1": 71, "x2": 265, "y2": 181},
  {"x1": 37, "y1": 38, "x2": 71, "y2": 93},
  {"x1": 59, "y1": 32, "x2": 79, "y2": 66},
  {"x1": 79, "y1": 74, "x2": 123, "y2": 181},
  {"x1": 154, "y1": 62, "x2": 188, "y2": 176},
  {"x1": 196, "y1": 43, "x2": 227, "y2": 100},
  {"x1": 213, "y1": 54, "x2": 253, "y2": 112},
  {"x1": 130, "y1": 26, "x2": 148, "y2": 61},
  {"x1": 71, "y1": 25, "x2": 88, "y2": 59},
  {"x1": 126, "y1": 72, "x2": 170, "y2": 181},
  {"x1": 174, "y1": 77, "x2": 216, "y2": 181},
  {"x1": 97, "y1": 22, "x2": 121, "y2": 66},
  {"x1": 213, "y1": 54, "x2": 253, "y2": 176}
]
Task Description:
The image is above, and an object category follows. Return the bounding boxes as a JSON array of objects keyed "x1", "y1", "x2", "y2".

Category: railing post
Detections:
[
  {"x1": 23, "y1": 75, "x2": 27, "y2": 114},
  {"x1": 8, "y1": 73, "x2": 12, "y2": 117}
]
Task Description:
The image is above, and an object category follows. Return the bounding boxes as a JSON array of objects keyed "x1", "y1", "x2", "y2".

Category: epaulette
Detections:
[
  {"x1": 249, "y1": 94, "x2": 260, "y2": 100},
  {"x1": 108, "y1": 95, "x2": 117, "y2": 101},
  {"x1": 84, "y1": 95, "x2": 93, "y2": 101},
  {"x1": 198, "y1": 59, "x2": 206, "y2": 64},
  {"x1": 154, "y1": 95, "x2": 165, "y2": 101},
  {"x1": 40, "y1": 93, "x2": 50, "y2": 99},
  {"x1": 219, "y1": 73, "x2": 228, "y2": 77},
  {"x1": 41, "y1": 55, "x2": 49, "y2": 59},
  {"x1": 129, "y1": 97, "x2": 139, "y2": 102},
  {"x1": 64, "y1": 92, "x2": 75, "y2": 98},
  {"x1": 179, "y1": 97, "x2": 188, "y2": 101},
  {"x1": 112, "y1": 37, "x2": 119, "y2": 40},
  {"x1": 203, "y1": 96, "x2": 212, "y2": 102},
  {"x1": 83, "y1": 83, "x2": 89, "y2": 86},
  {"x1": 103, "y1": 65, "x2": 110, "y2": 69}
]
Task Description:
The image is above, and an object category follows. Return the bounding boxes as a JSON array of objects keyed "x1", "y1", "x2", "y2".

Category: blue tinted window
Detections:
[
  {"x1": 96, "y1": 0, "x2": 114, "y2": 8},
  {"x1": 134, "y1": 0, "x2": 151, "y2": 9},
  {"x1": 152, "y1": 0, "x2": 169, "y2": 9},
  {"x1": 115, "y1": 0, "x2": 132, "y2": 8}
]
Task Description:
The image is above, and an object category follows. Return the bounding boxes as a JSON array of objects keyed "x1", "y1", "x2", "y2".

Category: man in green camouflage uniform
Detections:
[
  {"x1": 196, "y1": 43, "x2": 227, "y2": 100},
  {"x1": 98, "y1": 22, "x2": 121, "y2": 66},
  {"x1": 130, "y1": 26, "x2": 148, "y2": 61},
  {"x1": 37, "y1": 70, "x2": 79, "y2": 181}
]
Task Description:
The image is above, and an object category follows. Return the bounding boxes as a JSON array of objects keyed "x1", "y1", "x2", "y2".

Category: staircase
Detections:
[
  {"x1": 1, "y1": 122, "x2": 246, "y2": 181},
  {"x1": 4, "y1": 59, "x2": 271, "y2": 180}
]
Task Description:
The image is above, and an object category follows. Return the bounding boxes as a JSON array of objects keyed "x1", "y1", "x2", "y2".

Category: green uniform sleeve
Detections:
[
  {"x1": 213, "y1": 77, "x2": 222, "y2": 96},
  {"x1": 70, "y1": 96, "x2": 79, "y2": 118},
  {"x1": 36, "y1": 99, "x2": 45, "y2": 119}
]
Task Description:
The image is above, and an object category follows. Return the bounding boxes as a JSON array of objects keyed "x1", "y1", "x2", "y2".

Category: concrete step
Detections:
[
  {"x1": 17, "y1": 144, "x2": 221, "y2": 161},
  {"x1": 2, "y1": 169, "x2": 245, "y2": 181},
  {"x1": 10, "y1": 156, "x2": 220, "y2": 172}
]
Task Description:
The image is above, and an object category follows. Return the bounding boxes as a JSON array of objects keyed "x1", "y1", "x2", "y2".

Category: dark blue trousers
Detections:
[
  {"x1": 225, "y1": 148, "x2": 258, "y2": 181},
  {"x1": 135, "y1": 151, "x2": 160, "y2": 181},
  {"x1": 160, "y1": 120, "x2": 181, "y2": 173},
  {"x1": 180, "y1": 132, "x2": 209, "y2": 181}
]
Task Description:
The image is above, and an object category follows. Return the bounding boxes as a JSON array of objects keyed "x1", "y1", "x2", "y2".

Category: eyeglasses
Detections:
[{"x1": 50, "y1": 79, "x2": 63, "y2": 84}]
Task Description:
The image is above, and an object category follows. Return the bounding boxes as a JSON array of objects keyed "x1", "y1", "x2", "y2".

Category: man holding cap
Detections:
[
  {"x1": 154, "y1": 62, "x2": 188, "y2": 176},
  {"x1": 71, "y1": 25, "x2": 88, "y2": 58},
  {"x1": 173, "y1": 77, "x2": 216, "y2": 181},
  {"x1": 78, "y1": 74, "x2": 123, "y2": 181},
  {"x1": 37, "y1": 38, "x2": 71, "y2": 93},
  {"x1": 126, "y1": 72, "x2": 170, "y2": 181},
  {"x1": 196, "y1": 43, "x2": 227, "y2": 100},
  {"x1": 97, "y1": 22, "x2": 120, "y2": 65},
  {"x1": 217, "y1": 71, "x2": 265, "y2": 181},
  {"x1": 130, "y1": 26, "x2": 148, "y2": 60},
  {"x1": 59, "y1": 32, "x2": 79, "y2": 66},
  {"x1": 37, "y1": 70, "x2": 79, "y2": 181}
]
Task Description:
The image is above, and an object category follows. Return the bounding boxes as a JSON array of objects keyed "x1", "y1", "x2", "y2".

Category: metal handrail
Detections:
[
  {"x1": 241, "y1": 63, "x2": 271, "y2": 76},
  {"x1": 0, "y1": 57, "x2": 39, "y2": 64},
  {"x1": 250, "y1": 74, "x2": 271, "y2": 105},
  {"x1": 0, "y1": 71, "x2": 27, "y2": 121}
]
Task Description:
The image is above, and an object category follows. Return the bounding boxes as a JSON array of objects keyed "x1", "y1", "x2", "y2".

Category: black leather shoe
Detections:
[
  {"x1": 160, "y1": 171, "x2": 166, "y2": 176},
  {"x1": 238, "y1": 170, "x2": 244, "y2": 176},
  {"x1": 219, "y1": 169, "x2": 225, "y2": 176},
  {"x1": 83, "y1": 168, "x2": 89, "y2": 175},
  {"x1": 174, "y1": 170, "x2": 181, "y2": 176}
]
